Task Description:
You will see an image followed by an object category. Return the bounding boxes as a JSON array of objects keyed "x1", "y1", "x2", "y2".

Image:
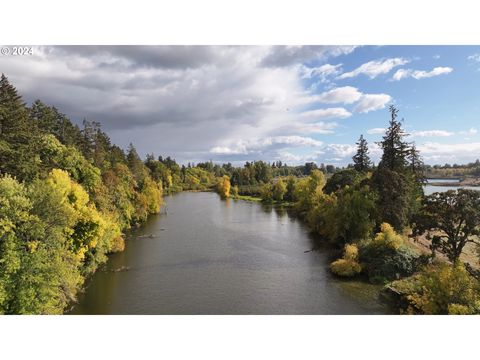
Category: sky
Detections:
[{"x1": 1, "y1": 45, "x2": 480, "y2": 166}]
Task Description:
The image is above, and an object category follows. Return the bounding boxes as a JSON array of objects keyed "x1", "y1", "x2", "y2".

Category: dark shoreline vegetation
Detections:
[{"x1": 1, "y1": 74, "x2": 480, "y2": 314}]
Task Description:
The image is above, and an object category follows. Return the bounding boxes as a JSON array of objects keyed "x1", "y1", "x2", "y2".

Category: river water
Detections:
[
  {"x1": 424, "y1": 178, "x2": 479, "y2": 195},
  {"x1": 71, "y1": 192, "x2": 388, "y2": 314}
]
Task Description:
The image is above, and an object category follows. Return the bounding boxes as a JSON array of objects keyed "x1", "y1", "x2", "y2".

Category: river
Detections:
[
  {"x1": 424, "y1": 178, "x2": 479, "y2": 195},
  {"x1": 71, "y1": 192, "x2": 388, "y2": 314}
]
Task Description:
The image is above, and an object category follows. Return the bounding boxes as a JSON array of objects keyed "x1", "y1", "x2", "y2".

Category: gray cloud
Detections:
[
  {"x1": 0, "y1": 45, "x2": 394, "y2": 164},
  {"x1": 261, "y1": 45, "x2": 356, "y2": 67},
  {"x1": 48, "y1": 45, "x2": 222, "y2": 70}
]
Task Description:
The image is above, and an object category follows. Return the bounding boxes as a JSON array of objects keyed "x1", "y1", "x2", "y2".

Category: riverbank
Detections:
[{"x1": 429, "y1": 177, "x2": 480, "y2": 187}]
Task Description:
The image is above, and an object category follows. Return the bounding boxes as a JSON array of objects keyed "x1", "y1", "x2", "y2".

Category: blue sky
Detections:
[
  {"x1": 291, "y1": 45, "x2": 480, "y2": 165},
  {"x1": 1, "y1": 45, "x2": 480, "y2": 165}
]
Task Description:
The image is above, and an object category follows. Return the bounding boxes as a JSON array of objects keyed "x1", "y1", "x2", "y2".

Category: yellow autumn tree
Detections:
[
  {"x1": 217, "y1": 175, "x2": 231, "y2": 199},
  {"x1": 330, "y1": 244, "x2": 362, "y2": 277},
  {"x1": 45, "y1": 169, "x2": 122, "y2": 272}
]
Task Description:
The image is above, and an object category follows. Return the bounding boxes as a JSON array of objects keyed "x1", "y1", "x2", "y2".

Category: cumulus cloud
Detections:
[
  {"x1": 338, "y1": 58, "x2": 409, "y2": 79},
  {"x1": 209, "y1": 135, "x2": 323, "y2": 159},
  {"x1": 367, "y1": 128, "x2": 386, "y2": 135},
  {"x1": 299, "y1": 107, "x2": 352, "y2": 120},
  {"x1": 392, "y1": 66, "x2": 453, "y2": 80},
  {"x1": 353, "y1": 94, "x2": 392, "y2": 113},
  {"x1": 313, "y1": 86, "x2": 362, "y2": 104},
  {"x1": 286, "y1": 121, "x2": 338, "y2": 135},
  {"x1": 418, "y1": 142, "x2": 480, "y2": 163},
  {"x1": 300, "y1": 63, "x2": 343, "y2": 81}
]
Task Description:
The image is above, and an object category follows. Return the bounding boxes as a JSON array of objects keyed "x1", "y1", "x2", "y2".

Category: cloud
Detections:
[
  {"x1": 261, "y1": 46, "x2": 356, "y2": 67},
  {"x1": 0, "y1": 45, "x2": 391, "y2": 165},
  {"x1": 314, "y1": 86, "x2": 362, "y2": 104},
  {"x1": 418, "y1": 142, "x2": 480, "y2": 163},
  {"x1": 300, "y1": 63, "x2": 342, "y2": 81},
  {"x1": 338, "y1": 58, "x2": 409, "y2": 79},
  {"x1": 288, "y1": 121, "x2": 338, "y2": 135},
  {"x1": 468, "y1": 54, "x2": 480, "y2": 62},
  {"x1": 353, "y1": 94, "x2": 392, "y2": 113},
  {"x1": 300, "y1": 86, "x2": 392, "y2": 115},
  {"x1": 299, "y1": 107, "x2": 352, "y2": 120},
  {"x1": 392, "y1": 66, "x2": 453, "y2": 80},
  {"x1": 410, "y1": 130, "x2": 454, "y2": 137},
  {"x1": 209, "y1": 135, "x2": 323, "y2": 157},
  {"x1": 48, "y1": 45, "x2": 224, "y2": 70},
  {"x1": 2, "y1": 45, "x2": 361, "y2": 163},
  {"x1": 370, "y1": 128, "x2": 474, "y2": 139},
  {"x1": 322, "y1": 144, "x2": 357, "y2": 159},
  {"x1": 459, "y1": 127, "x2": 478, "y2": 136},
  {"x1": 367, "y1": 128, "x2": 386, "y2": 135}
]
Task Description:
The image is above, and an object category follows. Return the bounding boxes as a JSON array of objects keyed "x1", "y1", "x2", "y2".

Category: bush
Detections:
[
  {"x1": 373, "y1": 223, "x2": 404, "y2": 250},
  {"x1": 330, "y1": 244, "x2": 362, "y2": 277},
  {"x1": 260, "y1": 183, "x2": 274, "y2": 203},
  {"x1": 232, "y1": 185, "x2": 239, "y2": 199},
  {"x1": 360, "y1": 223, "x2": 420, "y2": 283},
  {"x1": 390, "y1": 262, "x2": 480, "y2": 314}
]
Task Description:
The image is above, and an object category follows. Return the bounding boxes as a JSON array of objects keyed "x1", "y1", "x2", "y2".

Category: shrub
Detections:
[
  {"x1": 360, "y1": 223, "x2": 420, "y2": 283},
  {"x1": 390, "y1": 262, "x2": 480, "y2": 314},
  {"x1": 232, "y1": 185, "x2": 239, "y2": 199},
  {"x1": 260, "y1": 183, "x2": 274, "y2": 203},
  {"x1": 330, "y1": 244, "x2": 362, "y2": 277},
  {"x1": 373, "y1": 223, "x2": 404, "y2": 250}
]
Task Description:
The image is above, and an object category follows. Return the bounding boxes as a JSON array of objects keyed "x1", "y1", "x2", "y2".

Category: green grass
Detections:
[{"x1": 234, "y1": 194, "x2": 262, "y2": 202}]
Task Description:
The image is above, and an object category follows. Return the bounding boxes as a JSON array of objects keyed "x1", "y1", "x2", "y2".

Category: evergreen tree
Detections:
[
  {"x1": 408, "y1": 143, "x2": 426, "y2": 184},
  {"x1": 377, "y1": 105, "x2": 410, "y2": 172},
  {"x1": 352, "y1": 134, "x2": 372, "y2": 172},
  {"x1": 0, "y1": 74, "x2": 40, "y2": 181},
  {"x1": 126, "y1": 143, "x2": 147, "y2": 186},
  {"x1": 373, "y1": 106, "x2": 422, "y2": 230}
]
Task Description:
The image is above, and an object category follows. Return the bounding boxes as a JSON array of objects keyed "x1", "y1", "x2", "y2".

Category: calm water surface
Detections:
[
  {"x1": 424, "y1": 178, "x2": 479, "y2": 195},
  {"x1": 72, "y1": 192, "x2": 387, "y2": 314}
]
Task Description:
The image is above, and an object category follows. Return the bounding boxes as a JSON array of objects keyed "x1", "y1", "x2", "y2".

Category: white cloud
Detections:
[
  {"x1": 433, "y1": 54, "x2": 441, "y2": 59},
  {"x1": 299, "y1": 107, "x2": 352, "y2": 120},
  {"x1": 353, "y1": 94, "x2": 392, "y2": 113},
  {"x1": 367, "y1": 128, "x2": 386, "y2": 135},
  {"x1": 468, "y1": 54, "x2": 480, "y2": 62},
  {"x1": 459, "y1": 127, "x2": 478, "y2": 136},
  {"x1": 300, "y1": 63, "x2": 342, "y2": 81},
  {"x1": 210, "y1": 135, "x2": 323, "y2": 156},
  {"x1": 418, "y1": 142, "x2": 480, "y2": 163},
  {"x1": 410, "y1": 130, "x2": 454, "y2": 137},
  {"x1": 289, "y1": 121, "x2": 338, "y2": 135},
  {"x1": 323, "y1": 144, "x2": 357, "y2": 158},
  {"x1": 338, "y1": 58, "x2": 409, "y2": 79},
  {"x1": 276, "y1": 151, "x2": 302, "y2": 163},
  {"x1": 392, "y1": 66, "x2": 453, "y2": 81},
  {"x1": 314, "y1": 86, "x2": 362, "y2": 104}
]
